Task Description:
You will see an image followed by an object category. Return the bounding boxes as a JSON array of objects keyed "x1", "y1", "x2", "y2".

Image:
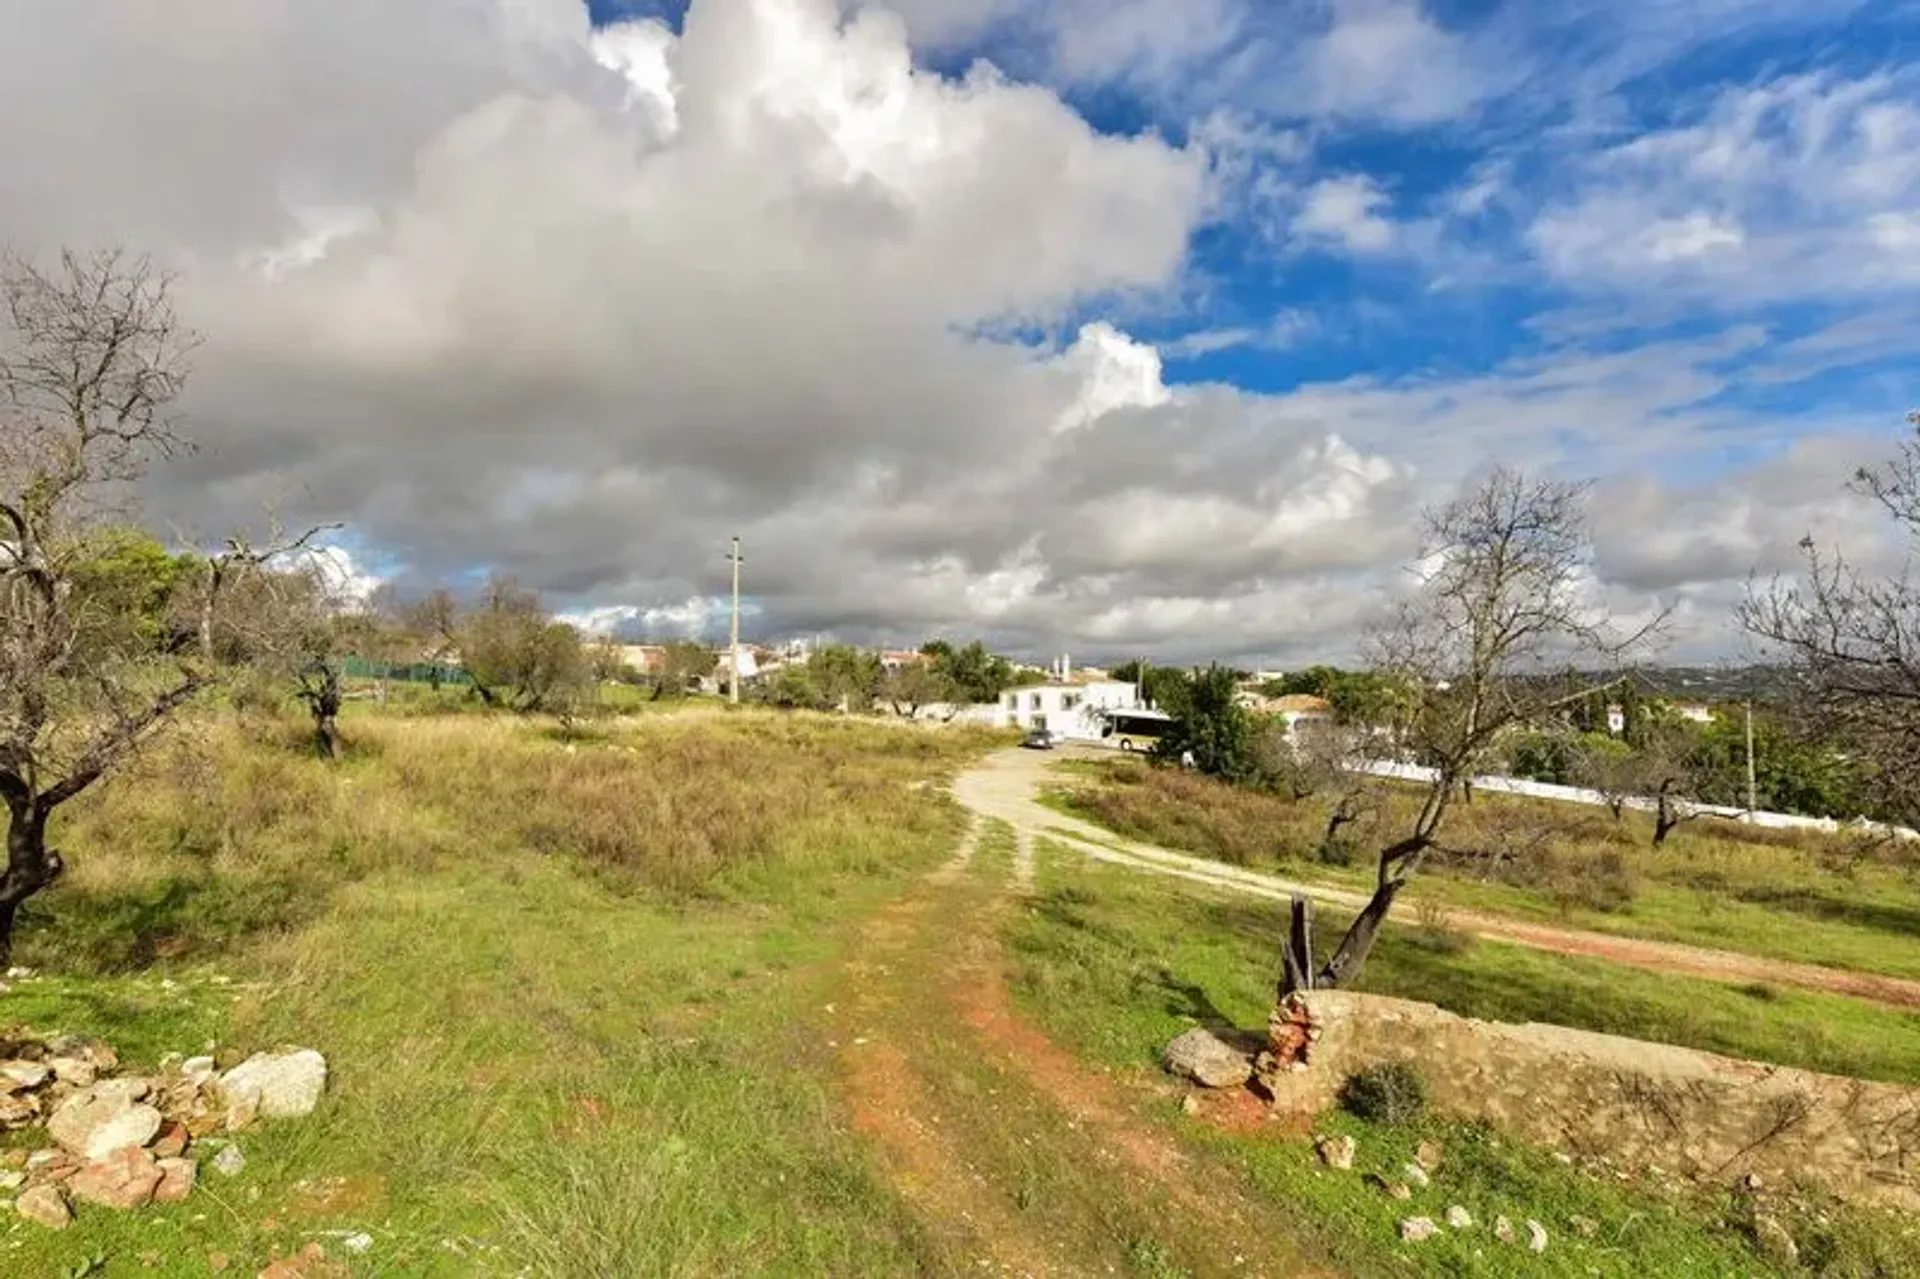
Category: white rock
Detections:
[
  {"x1": 1445, "y1": 1205, "x2": 1473, "y2": 1229},
  {"x1": 1493, "y1": 1215, "x2": 1515, "y2": 1244},
  {"x1": 47, "y1": 1087, "x2": 163, "y2": 1161},
  {"x1": 1162, "y1": 1029, "x2": 1252, "y2": 1089},
  {"x1": 1403, "y1": 1161, "x2": 1431, "y2": 1189},
  {"x1": 0, "y1": 1169, "x2": 24, "y2": 1191},
  {"x1": 46, "y1": 1057, "x2": 94, "y2": 1087},
  {"x1": 0, "y1": 1061, "x2": 49, "y2": 1092},
  {"x1": 210, "y1": 1144, "x2": 246, "y2": 1177},
  {"x1": 219, "y1": 1049, "x2": 327, "y2": 1119},
  {"x1": 1526, "y1": 1219, "x2": 1549, "y2": 1253},
  {"x1": 342, "y1": 1232, "x2": 373, "y2": 1254},
  {"x1": 180, "y1": 1056, "x2": 217, "y2": 1086},
  {"x1": 1399, "y1": 1216, "x2": 1440, "y2": 1242},
  {"x1": 1315, "y1": 1134, "x2": 1357, "y2": 1170}
]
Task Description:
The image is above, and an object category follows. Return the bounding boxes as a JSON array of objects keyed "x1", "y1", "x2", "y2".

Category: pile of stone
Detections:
[
  {"x1": 1161, "y1": 999, "x2": 1322, "y2": 1098},
  {"x1": 0, "y1": 1030, "x2": 326, "y2": 1230}
]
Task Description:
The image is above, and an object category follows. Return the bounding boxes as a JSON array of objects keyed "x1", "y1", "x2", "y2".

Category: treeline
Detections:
[{"x1": 755, "y1": 640, "x2": 1043, "y2": 714}]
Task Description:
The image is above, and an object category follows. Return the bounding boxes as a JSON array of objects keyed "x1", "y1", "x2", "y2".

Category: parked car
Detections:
[{"x1": 1020, "y1": 728, "x2": 1055, "y2": 750}]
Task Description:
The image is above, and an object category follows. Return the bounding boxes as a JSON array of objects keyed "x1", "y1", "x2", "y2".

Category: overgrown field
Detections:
[
  {"x1": 1, "y1": 707, "x2": 1002, "y2": 1275},
  {"x1": 1005, "y1": 848, "x2": 1920, "y2": 1276},
  {"x1": 1051, "y1": 758, "x2": 1920, "y2": 980}
]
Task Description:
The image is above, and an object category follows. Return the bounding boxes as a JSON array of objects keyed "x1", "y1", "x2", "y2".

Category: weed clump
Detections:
[{"x1": 1340, "y1": 1062, "x2": 1427, "y2": 1126}]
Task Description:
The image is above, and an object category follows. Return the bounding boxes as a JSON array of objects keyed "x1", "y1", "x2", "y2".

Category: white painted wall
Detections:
[
  {"x1": 1360, "y1": 760, "x2": 1917, "y2": 840},
  {"x1": 998, "y1": 681, "x2": 1142, "y2": 740}
]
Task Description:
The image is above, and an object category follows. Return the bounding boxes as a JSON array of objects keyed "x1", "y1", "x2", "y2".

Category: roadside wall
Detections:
[
  {"x1": 1358, "y1": 760, "x2": 1918, "y2": 840},
  {"x1": 1264, "y1": 991, "x2": 1920, "y2": 1214}
]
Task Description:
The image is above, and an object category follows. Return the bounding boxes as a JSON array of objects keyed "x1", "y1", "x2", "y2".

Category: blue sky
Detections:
[{"x1": 585, "y1": 0, "x2": 1920, "y2": 453}]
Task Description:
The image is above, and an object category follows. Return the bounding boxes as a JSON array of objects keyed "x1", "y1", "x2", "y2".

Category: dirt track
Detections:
[{"x1": 952, "y1": 747, "x2": 1920, "y2": 1013}]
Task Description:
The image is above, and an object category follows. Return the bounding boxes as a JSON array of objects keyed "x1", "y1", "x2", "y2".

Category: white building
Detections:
[{"x1": 997, "y1": 681, "x2": 1143, "y2": 741}]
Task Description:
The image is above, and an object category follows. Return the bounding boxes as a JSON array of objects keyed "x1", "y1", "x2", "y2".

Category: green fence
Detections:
[{"x1": 339, "y1": 656, "x2": 472, "y2": 686}]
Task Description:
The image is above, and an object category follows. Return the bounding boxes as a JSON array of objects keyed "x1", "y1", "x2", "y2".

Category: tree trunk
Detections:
[
  {"x1": 1280, "y1": 896, "x2": 1315, "y2": 998},
  {"x1": 0, "y1": 801, "x2": 61, "y2": 966},
  {"x1": 1653, "y1": 788, "x2": 1679, "y2": 847},
  {"x1": 314, "y1": 712, "x2": 342, "y2": 760},
  {"x1": 1316, "y1": 876, "x2": 1407, "y2": 989}
]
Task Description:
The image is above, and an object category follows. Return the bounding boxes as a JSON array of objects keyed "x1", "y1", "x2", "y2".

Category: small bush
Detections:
[
  {"x1": 1316, "y1": 835, "x2": 1360, "y2": 867},
  {"x1": 1340, "y1": 1062, "x2": 1427, "y2": 1126},
  {"x1": 1411, "y1": 899, "x2": 1474, "y2": 956}
]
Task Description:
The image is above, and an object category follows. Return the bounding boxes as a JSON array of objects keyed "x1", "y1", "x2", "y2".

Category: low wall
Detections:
[{"x1": 1264, "y1": 991, "x2": 1920, "y2": 1214}]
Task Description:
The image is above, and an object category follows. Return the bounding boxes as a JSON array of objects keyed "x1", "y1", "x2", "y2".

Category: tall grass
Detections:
[{"x1": 31, "y1": 709, "x2": 999, "y2": 972}]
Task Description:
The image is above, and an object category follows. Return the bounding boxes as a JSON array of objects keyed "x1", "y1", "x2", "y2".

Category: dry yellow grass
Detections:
[{"x1": 33, "y1": 707, "x2": 1004, "y2": 971}]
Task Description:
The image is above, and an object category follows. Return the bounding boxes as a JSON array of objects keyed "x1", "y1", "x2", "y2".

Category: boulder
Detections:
[
  {"x1": 1315, "y1": 1134, "x2": 1356, "y2": 1170},
  {"x1": 69, "y1": 1145, "x2": 163, "y2": 1210},
  {"x1": 219, "y1": 1049, "x2": 326, "y2": 1119},
  {"x1": 154, "y1": 1156, "x2": 197, "y2": 1204},
  {"x1": 180, "y1": 1055, "x2": 217, "y2": 1087},
  {"x1": 46, "y1": 1057, "x2": 95, "y2": 1088},
  {"x1": 1162, "y1": 1029, "x2": 1252, "y2": 1089},
  {"x1": 1403, "y1": 1161, "x2": 1431, "y2": 1189},
  {"x1": 47, "y1": 1086, "x2": 163, "y2": 1161},
  {"x1": 15, "y1": 1184, "x2": 71, "y2": 1230},
  {"x1": 218, "y1": 1078, "x2": 261, "y2": 1131},
  {"x1": 1414, "y1": 1139, "x2": 1444, "y2": 1171},
  {"x1": 1399, "y1": 1216, "x2": 1439, "y2": 1242},
  {"x1": 1525, "y1": 1220, "x2": 1549, "y2": 1254},
  {"x1": 1493, "y1": 1215, "x2": 1515, "y2": 1244},
  {"x1": 1445, "y1": 1205, "x2": 1473, "y2": 1230}
]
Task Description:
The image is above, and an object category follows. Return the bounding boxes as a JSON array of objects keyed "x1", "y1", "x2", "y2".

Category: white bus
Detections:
[{"x1": 1102, "y1": 709, "x2": 1174, "y2": 752}]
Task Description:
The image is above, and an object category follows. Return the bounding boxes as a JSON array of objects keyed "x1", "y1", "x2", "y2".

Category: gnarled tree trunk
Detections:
[{"x1": 0, "y1": 800, "x2": 63, "y2": 966}]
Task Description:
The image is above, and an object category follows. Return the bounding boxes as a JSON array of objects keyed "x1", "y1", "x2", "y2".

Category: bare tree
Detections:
[
  {"x1": 0, "y1": 249, "x2": 326, "y2": 959},
  {"x1": 1282, "y1": 468, "x2": 1661, "y2": 994},
  {"x1": 1741, "y1": 414, "x2": 1920, "y2": 828}
]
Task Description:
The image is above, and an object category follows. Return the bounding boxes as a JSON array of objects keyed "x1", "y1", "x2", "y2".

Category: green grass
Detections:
[
  {"x1": 1015, "y1": 839, "x2": 1920, "y2": 1085},
  {"x1": 1047, "y1": 758, "x2": 1920, "y2": 981},
  {"x1": 1005, "y1": 843, "x2": 1920, "y2": 1276},
  {"x1": 0, "y1": 707, "x2": 997, "y2": 1276}
]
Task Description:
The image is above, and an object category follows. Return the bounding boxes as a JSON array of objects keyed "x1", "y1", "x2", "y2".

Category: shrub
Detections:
[
  {"x1": 1411, "y1": 899, "x2": 1474, "y2": 956},
  {"x1": 1340, "y1": 1062, "x2": 1427, "y2": 1126}
]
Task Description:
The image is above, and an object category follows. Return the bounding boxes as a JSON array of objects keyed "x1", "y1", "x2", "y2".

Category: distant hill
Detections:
[{"x1": 1617, "y1": 665, "x2": 1798, "y2": 706}]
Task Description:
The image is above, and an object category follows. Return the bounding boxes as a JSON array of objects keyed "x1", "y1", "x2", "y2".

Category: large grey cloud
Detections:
[{"x1": 0, "y1": 0, "x2": 1903, "y2": 666}]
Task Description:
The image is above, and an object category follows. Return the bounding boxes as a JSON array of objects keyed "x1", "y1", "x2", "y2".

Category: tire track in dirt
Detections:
[
  {"x1": 828, "y1": 828, "x2": 1330, "y2": 1278},
  {"x1": 955, "y1": 748, "x2": 1920, "y2": 1013}
]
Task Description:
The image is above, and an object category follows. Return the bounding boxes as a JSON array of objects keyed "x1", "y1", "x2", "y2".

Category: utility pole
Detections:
[
  {"x1": 1744, "y1": 698, "x2": 1758, "y2": 816},
  {"x1": 728, "y1": 536, "x2": 743, "y2": 706}
]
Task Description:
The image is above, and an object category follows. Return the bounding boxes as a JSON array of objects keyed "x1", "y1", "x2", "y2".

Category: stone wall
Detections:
[{"x1": 1262, "y1": 991, "x2": 1920, "y2": 1214}]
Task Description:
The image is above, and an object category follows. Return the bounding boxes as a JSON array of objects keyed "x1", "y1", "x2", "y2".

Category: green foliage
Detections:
[
  {"x1": 64, "y1": 526, "x2": 191, "y2": 654},
  {"x1": 806, "y1": 643, "x2": 884, "y2": 711},
  {"x1": 1259, "y1": 666, "x2": 1406, "y2": 725},
  {"x1": 923, "y1": 639, "x2": 1020, "y2": 704},
  {"x1": 458, "y1": 578, "x2": 589, "y2": 713},
  {"x1": 1509, "y1": 730, "x2": 1623, "y2": 786},
  {"x1": 756, "y1": 665, "x2": 823, "y2": 710},
  {"x1": 1151, "y1": 666, "x2": 1258, "y2": 782},
  {"x1": 657, "y1": 641, "x2": 717, "y2": 697},
  {"x1": 1339, "y1": 1062, "x2": 1427, "y2": 1126}
]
